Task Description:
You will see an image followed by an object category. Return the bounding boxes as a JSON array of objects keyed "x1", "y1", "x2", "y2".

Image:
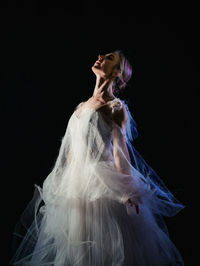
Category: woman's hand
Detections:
[{"x1": 125, "y1": 197, "x2": 143, "y2": 214}]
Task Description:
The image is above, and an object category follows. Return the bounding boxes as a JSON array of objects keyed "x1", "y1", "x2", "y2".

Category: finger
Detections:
[
  {"x1": 129, "y1": 200, "x2": 134, "y2": 207},
  {"x1": 100, "y1": 78, "x2": 113, "y2": 90},
  {"x1": 125, "y1": 199, "x2": 133, "y2": 206},
  {"x1": 135, "y1": 204, "x2": 139, "y2": 214}
]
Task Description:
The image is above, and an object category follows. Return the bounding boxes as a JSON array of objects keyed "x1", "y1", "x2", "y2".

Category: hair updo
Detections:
[{"x1": 112, "y1": 50, "x2": 133, "y2": 95}]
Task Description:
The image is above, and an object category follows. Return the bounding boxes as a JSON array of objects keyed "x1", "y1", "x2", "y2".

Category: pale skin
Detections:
[{"x1": 80, "y1": 51, "x2": 141, "y2": 213}]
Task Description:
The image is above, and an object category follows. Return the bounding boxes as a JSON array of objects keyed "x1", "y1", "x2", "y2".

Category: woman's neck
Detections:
[{"x1": 92, "y1": 76, "x2": 115, "y2": 103}]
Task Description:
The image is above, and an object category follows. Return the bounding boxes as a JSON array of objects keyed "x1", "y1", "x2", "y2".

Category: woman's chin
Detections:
[
  {"x1": 92, "y1": 66, "x2": 104, "y2": 76},
  {"x1": 92, "y1": 64, "x2": 101, "y2": 71}
]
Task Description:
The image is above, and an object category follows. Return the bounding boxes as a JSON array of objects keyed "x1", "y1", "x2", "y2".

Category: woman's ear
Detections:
[{"x1": 112, "y1": 69, "x2": 122, "y2": 78}]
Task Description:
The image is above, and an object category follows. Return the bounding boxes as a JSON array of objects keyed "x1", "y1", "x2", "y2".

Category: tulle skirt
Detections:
[
  {"x1": 10, "y1": 186, "x2": 184, "y2": 266},
  {"x1": 10, "y1": 106, "x2": 184, "y2": 265}
]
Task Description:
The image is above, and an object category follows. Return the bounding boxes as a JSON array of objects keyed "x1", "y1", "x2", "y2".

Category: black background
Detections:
[{"x1": 1, "y1": 2, "x2": 199, "y2": 265}]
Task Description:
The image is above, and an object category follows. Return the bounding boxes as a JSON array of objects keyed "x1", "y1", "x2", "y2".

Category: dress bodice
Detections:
[{"x1": 67, "y1": 105, "x2": 114, "y2": 162}]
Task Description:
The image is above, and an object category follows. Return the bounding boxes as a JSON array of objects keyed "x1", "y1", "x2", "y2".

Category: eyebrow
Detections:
[{"x1": 106, "y1": 53, "x2": 115, "y2": 59}]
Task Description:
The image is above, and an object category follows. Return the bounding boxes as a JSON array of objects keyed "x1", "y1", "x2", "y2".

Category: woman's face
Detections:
[{"x1": 92, "y1": 52, "x2": 121, "y2": 79}]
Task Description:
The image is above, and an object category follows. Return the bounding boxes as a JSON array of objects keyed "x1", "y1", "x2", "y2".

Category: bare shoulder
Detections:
[
  {"x1": 121, "y1": 102, "x2": 129, "y2": 118},
  {"x1": 110, "y1": 99, "x2": 127, "y2": 113},
  {"x1": 78, "y1": 97, "x2": 127, "y2": 120},
  {"x1": 111, "y1": 100, "x2": 129, "y2": 127}
]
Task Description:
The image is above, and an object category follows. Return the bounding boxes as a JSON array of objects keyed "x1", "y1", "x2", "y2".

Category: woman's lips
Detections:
[{"x1": 94, "y1": 60, "x2": 101, "y2": 67}]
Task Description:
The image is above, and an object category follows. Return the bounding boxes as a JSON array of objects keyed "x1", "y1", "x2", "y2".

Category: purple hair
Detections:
[{"x1": 112, "y1": 50, "x2": 133, "y2": 95}]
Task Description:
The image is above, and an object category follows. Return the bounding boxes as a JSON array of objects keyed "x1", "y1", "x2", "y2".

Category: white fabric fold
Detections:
[{"x1": 10, "y1": 100, "x2": 184, "y2": 266}]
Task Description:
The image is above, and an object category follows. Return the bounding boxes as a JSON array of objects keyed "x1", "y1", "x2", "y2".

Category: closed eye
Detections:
[{"x1": 106, "y1": 54, "x2": 114, "y2": 60}]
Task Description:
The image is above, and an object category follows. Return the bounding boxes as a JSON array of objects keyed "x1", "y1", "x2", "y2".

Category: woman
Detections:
[{"x1": 10, "y1": 50, "x2": 184, "y2": 265}]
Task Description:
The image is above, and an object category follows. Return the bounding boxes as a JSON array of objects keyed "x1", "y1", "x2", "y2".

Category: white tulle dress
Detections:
[{"x1": 10, "y1": 98, "x2": 185, "y2": 266}]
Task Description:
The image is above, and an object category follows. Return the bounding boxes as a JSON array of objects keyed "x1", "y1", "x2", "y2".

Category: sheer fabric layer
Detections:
[{"x1": 10, "y1": 101, "x2": 184, "y2": 266}]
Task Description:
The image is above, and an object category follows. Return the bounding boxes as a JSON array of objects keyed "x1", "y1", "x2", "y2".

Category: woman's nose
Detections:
[{"x1": 98, "y1": 54, "x2": 104, "y2": 61}]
